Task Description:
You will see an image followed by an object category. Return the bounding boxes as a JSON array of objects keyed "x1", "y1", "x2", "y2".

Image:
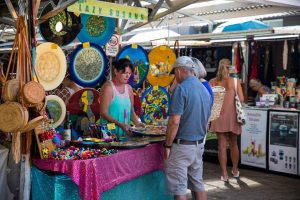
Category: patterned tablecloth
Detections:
[{"x1": 32, "y1": 143, "x2": 164, "y2": 200}]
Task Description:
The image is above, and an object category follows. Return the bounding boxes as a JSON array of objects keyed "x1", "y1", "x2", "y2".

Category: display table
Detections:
[{"x1": 32, "y1": 143, "x2": 172, "y2": 200}]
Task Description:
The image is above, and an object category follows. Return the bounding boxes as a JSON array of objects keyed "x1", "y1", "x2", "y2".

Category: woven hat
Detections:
[
  {"x1": 36, "y1": 42, "x2": 67, "y2": 91},
  {"x1": 170, "y1": 56, "x2": 196, "y2": 74}
]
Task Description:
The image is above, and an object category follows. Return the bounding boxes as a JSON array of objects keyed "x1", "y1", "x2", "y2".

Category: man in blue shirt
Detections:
[{"x1": 164, "y1": 56, "x2": 212, "y2": 200}]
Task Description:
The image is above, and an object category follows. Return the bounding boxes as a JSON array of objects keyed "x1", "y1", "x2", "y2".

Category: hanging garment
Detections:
[
  {"x1": 250, "y1": 43, "x2": 258, "y2": 80},
  {"x1": 283, "y1": 40, "x2": 288, "y2": 70},
  {"x1": 235, "y1": 43, "x2": 241, "y2": 74}
]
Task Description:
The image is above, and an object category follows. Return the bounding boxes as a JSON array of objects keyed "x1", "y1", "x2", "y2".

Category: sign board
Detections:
[
  {"x1": 105, "y1": 34, "x2": 120, "y2": 57},
  {"x1": 241, "y1": 109, "x2": 267, "y2": 169},
  {"x1": 268, "y1": 111, "x2": 298, "y2": 175},
  {"x1": 68, "y1": 0, "x2": 148, "y2": 22}
]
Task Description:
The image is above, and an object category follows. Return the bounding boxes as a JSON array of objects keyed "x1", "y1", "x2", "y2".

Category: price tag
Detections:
[
  {"x1": 159, "y1": 45, "x2": 166, "y2": 50},
  {"x1": 131, "y1": 44, "x2": 138, "y2": 49},
  {"x1": 83, "y1": 42, "x2": 90, "y2": 48},
  {"x1": 153, "y1": 85, "x2": 158, "y2": 90},
  {"x1": 74, "y1": 12, "x2": 80, "y2": 17},
  {"x1": 107, "y1": 123, "x2": 116, "y2": 130},
  {"x1": 51, "y1": 43, "x2": 58, "y2": 49}
]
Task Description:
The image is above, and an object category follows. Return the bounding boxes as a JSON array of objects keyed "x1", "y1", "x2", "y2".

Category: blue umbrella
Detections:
[{"x1": 213, "y1": 19, "x2": 270, "y2": 33}]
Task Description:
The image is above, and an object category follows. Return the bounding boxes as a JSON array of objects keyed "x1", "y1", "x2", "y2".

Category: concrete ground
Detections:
[{"x1": 187, "y1": 162, "x2": 300, "y2": 200}]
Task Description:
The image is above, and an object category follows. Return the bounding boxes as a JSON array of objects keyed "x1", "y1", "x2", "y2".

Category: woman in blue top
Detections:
[{"x1": 100, "y1": 58, "x2": 144, "y2": 139}]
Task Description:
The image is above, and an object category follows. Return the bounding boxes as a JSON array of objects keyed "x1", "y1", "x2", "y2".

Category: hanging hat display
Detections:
[
  {"x1": 140, "y1": 86, "x2": 170, "y2": 124},
  {"x1": 46, "y1": 95, "x2": 66, "y2": 128},
  {"x1": 77, "y1": 14, "x2": 115, "y2": 46},
  {"x1": 116, "y1": 44, "x2": 149, "y2": 88},
  {"x1": 147, "y1": 45, "x2": 176, "y2": 87},
  {"x1": 35, "y1": 42, "x2": 67, "y2": 91},
  {"x1": 39, "y1": 2, "x2": 81, "y2": 46},
  {"x1": 69, "y1": 43, "x2": 108, "y2": 87}
]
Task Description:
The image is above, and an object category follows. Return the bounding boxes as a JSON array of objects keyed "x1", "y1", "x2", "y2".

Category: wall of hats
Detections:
[{"x1": 36, "y1": 3, "x2": 177, "y2": 137}]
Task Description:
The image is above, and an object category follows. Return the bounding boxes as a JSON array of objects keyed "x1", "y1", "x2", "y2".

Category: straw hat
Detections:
[
  {"x1": 46, "y1": 95, "x2": 66, "y2": 128},
  {"x1": 36, "y1": 42, "x2": 67, "y2": 91}
]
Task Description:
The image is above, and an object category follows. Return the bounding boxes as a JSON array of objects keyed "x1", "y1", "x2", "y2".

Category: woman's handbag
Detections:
[{"x1": 234, "y1": 78, "x2": 246, "y2": 125}]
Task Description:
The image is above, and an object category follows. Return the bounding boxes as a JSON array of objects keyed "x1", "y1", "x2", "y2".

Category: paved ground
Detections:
[{"x1": 186, "y1": 162, "x2": 300, "y2": 200}]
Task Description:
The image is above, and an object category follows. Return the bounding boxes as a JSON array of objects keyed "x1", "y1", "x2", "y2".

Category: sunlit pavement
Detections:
[{"x1": 186, "y1": 162, "x2": 300, "y2": 200}]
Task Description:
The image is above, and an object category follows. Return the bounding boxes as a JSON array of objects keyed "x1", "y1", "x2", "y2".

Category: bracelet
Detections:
[{"x1": 163, "y1": 142, "x2": 172, "y2": 148}]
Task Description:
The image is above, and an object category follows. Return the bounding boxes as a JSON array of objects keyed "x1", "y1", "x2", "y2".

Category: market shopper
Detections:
[
  {"x1": 164, "y1": 56, "x2": 212, "y2": 200},
  {"x1": 209, "y1": 58, "x2": 244, "y2": 182},
  {"x1": 169, "y1": 57, "x2": 214, "y2": 103},
  {"x1": 99, "y1": 58, "x2": 144, "y2": 140}
]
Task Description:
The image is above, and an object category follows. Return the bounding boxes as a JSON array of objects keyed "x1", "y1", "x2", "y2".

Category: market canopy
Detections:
[{"x1": 213, "y1": 19, "x2": 270, "y2": 33}]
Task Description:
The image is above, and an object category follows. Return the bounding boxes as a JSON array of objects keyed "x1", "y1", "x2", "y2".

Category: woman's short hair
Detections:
[
  {"x1": 216, "y1": 58, "x2": 231, "y2": 81},
  {"x1": 191, "y1": 57, "x2": 207, "y2": 78},
  {"x1": 112, "y1": 58, "x2": 134, "y2": 73}
]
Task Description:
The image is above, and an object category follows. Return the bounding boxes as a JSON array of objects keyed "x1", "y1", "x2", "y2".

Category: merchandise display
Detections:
[
  {"x1": 77, "y1": 14, "x2": 115, "y2": 46},
  {"x1": 140, "y1": 86, "x2": 170, "y2": 124},
  {"x1": 116, "y1": 44, "x2": 149, "y2": 88},
  {"x1": 69, "y1": 43, "x2": 108, "y2": 87},
  {"x1": 35, "y1": 42, "x2": 67, "y2": 91},
  {"x1": 39, "y1": 3, "x2": 81, "y2": 46},
  {"x1": 46, "y1": 95, "x2": 66, "y2": 128},
  {"x1": 147, "y1": 45, "x2": 176, "y2": 87}
]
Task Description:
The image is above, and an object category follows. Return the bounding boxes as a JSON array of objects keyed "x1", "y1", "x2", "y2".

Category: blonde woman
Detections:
[{"x1": 209, "y1": 58, "x2": 244, "y2": 182}]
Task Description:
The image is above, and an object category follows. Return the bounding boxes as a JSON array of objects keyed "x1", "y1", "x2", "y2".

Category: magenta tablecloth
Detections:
[{"x1": 32, "y1": 143, "x2": 164, "y2": 200}]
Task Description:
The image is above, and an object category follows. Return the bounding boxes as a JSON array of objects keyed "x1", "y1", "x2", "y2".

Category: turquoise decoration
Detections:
[
  {"x1": 77, "y1": 14, "x2": 115, "y2": 46},
  {"x1": 69, "y1": 43, "x2": 108, "y2": 87},
  {"x1": 116, "y1": 45, "x2": 149, "y2": 88},
  {"x1": 140, "y1": 86, "x2": 170, "y2": 124}
]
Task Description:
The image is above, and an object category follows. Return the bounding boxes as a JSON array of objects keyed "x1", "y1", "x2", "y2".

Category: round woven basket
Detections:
[
  {"x1": 209, "y1": 86, "x2": 226, "y2": 122},
  {"x1": 0, "y1": 102, "x2": 29, "y2": 132},
  {"x1": 2, "y1": 79, "x2": 20, "y2": 102},
  {"x1": 22, "y1": 81, "x2": 45, "y2": 106},
  {"x1": 20, "y1": 115, "x2": 46, "y2": 133}
]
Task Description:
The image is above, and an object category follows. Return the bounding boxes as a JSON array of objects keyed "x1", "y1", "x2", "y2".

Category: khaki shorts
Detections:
[{"x1": 164, "y1": 143, "x2": 205, "y2": 195}]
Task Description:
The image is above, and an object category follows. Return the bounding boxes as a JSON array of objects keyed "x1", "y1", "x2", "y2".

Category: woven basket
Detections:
[
  {"x1": 22, "y1": 81, "x2": 45, "y2": 107},
  {"x1": 209, "y1": 86, "x2": 226, "y2": 122},
  {"x1": 0, "y1": 102, "x2": 28, "y2": 132},
  {"x1": 2, "y1": 79, "x2": 20, "y2": 102}
]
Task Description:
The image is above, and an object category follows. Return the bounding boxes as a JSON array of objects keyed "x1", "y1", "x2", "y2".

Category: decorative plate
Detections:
[
  {"x1": 69, "y1": 43, "x2": 108, "y2": 87},
  {"x1": 36, "y1": 42, "x2": 67, "y2": 91},
  {"x1": 116, "y1": 44, "x2": 149, "y2": 88},
  {"x1": 77, "y1": 14, "x2": 115, "y2": 46},
  {"x1": 46, "y1": 95, "x2": 66, "y2": 128},
  {"x1": 140, "y1": 86, "x2": 170, "y2": 124},
  {"x1": 65, "y1": 88, "x2": 100, "y2": 137},
  {"x1": 39, "y1": 2, "x2": 81, "y2": 46},
  {"x1": 147, "y1": 45, "x2": 176, "y2": 87},
  {"x1": 110, "y1": 141, "x2": 149, "y2": 149}
]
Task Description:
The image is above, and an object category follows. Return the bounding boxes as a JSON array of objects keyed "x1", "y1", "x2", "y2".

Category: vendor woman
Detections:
[{"x1": 100, "y1": 58, "x2": 144, "y2": 139}]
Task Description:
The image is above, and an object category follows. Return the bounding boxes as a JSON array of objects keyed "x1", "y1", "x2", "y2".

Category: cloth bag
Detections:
[{"x1": 234, "y1": 78, "x2": 246, "y2": 125}]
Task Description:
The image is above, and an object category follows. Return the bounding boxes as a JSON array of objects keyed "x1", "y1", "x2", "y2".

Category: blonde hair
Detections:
[{"x1": 216, "y1": 58, "x2": 231, "y2": 81}]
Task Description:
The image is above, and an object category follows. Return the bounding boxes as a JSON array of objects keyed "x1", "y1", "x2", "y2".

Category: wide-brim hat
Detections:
[
  {"x1": 36, "y1": 42, "x2": 67, "y2": 91},
  {"x1": 46, "y1": 95, "x2": 66, "y2": 128}
]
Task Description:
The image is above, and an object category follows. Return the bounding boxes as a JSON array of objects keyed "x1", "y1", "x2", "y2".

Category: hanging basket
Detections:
[
  {"x1": 2, "y1": 79, "x2": 20, "y2": 102},
  {"x1": 22, "y1": 81, "x2": 46, "y2": 107},
  {"x1": 0, "y1": 102, "x2": 29, "y2": 132},
  {"x1": 209, "y1": 86, "x2": 226, "y2": 122}
]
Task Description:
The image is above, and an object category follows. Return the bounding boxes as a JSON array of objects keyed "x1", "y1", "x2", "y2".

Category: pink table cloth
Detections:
[{"x1": 32, "y1": 143, "x2": 164, "y2": 200}]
